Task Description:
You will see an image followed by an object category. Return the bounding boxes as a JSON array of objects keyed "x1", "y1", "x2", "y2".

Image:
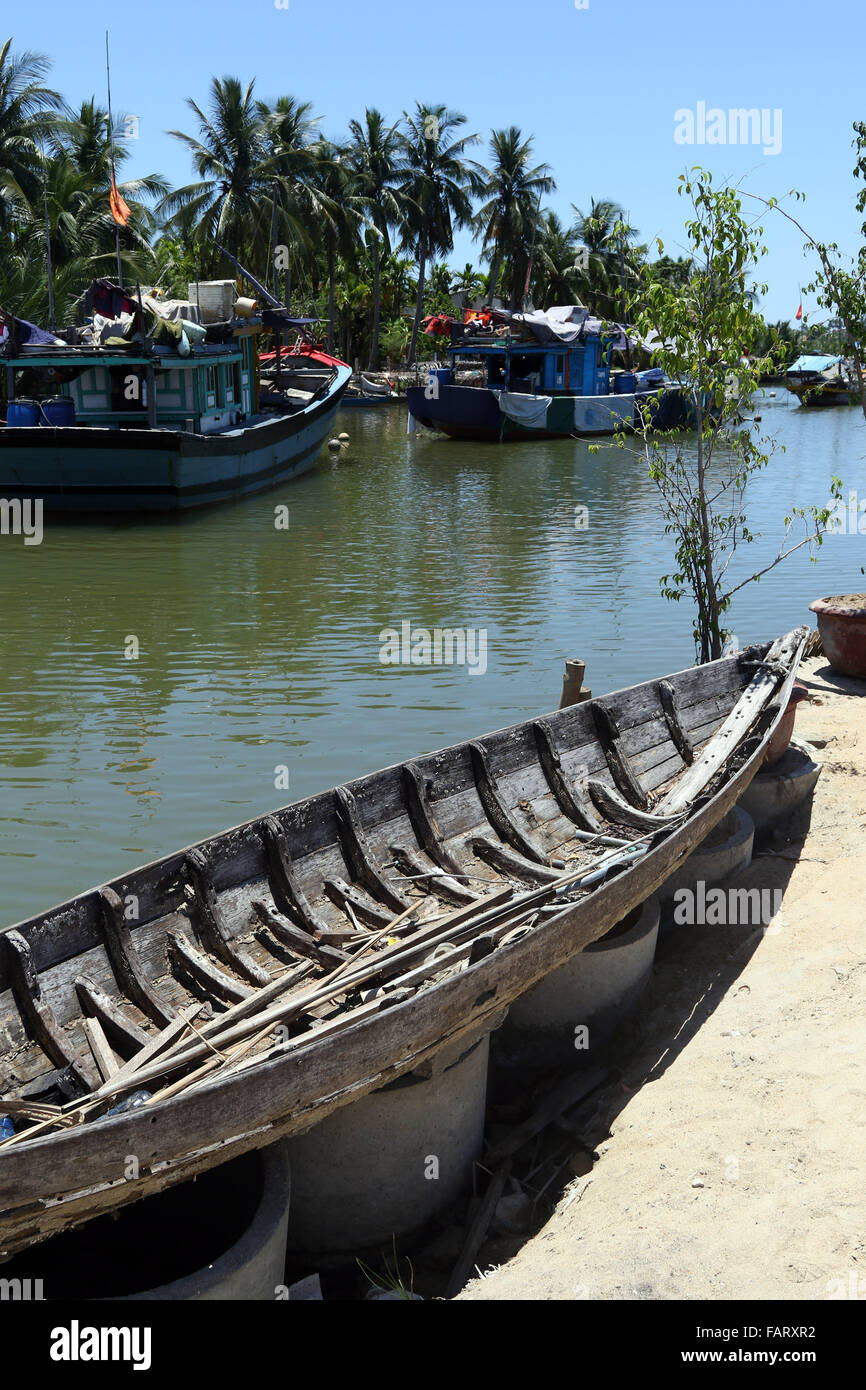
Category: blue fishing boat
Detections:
[
  {"x1": 0, "y1": 281, "x2": 350, "y2": 513},
  {"x1": 407, "y1": 306, "x2": 687, "y2": 441}
]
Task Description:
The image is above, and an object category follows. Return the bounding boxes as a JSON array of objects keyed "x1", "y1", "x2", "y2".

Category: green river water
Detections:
[{"x1": 1, "y1": 392, "x2": 863, "y2": 924}]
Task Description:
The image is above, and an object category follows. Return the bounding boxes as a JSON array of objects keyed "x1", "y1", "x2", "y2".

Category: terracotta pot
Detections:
[
  {"x1": 765, "y1": 681, "x2": 809, "y2": 764},
  {"x1": 809, "y1": 595, "x2": 866, "y2": 678}
]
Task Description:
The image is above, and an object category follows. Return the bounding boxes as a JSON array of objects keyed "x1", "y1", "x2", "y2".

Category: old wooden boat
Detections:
[{"x1": 0, "y1": 628, "x2": 807, "y2": 1258}]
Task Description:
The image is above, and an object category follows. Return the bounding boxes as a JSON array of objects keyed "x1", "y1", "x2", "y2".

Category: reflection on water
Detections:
[{"x1": 1, "y1": 392, "x2": 864, "y2": 923}]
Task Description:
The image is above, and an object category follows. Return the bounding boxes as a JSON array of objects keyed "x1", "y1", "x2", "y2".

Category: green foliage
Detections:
[{"x1": 629, "y1": 169, "x2": 841, "y2": 663}]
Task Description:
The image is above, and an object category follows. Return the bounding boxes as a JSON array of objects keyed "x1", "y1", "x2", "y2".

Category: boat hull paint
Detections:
[
  {"x1": 0, "y1": 366, "x2": 351, "y2": 512},
  {"x1": 0, "y1": 640, "x2": 806, "y2": 1257},
  {"x1": 407, "y1": 382, "x2": 686, "y2": 439}
]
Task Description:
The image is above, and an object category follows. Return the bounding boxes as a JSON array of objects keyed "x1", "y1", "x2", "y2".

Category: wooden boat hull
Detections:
[
  {"x1": 785, "y1": 379, "x2": 858, "y2": 407},
  {"x1": 0, "y1": 633, "x2": 807, "y2": 1257},
  {"x1": 0, "y1": 365, "x2": 351, "y2": 513},
  {"x1": 407, "y1": 382, "x2": 688, "y2": 440}
]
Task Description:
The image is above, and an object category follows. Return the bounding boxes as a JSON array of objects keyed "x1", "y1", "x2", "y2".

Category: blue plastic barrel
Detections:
[
  {"x1": 6, "y1": 399, "x2": 39, "y2": 428},
  {"x1": 615, "y1": 372, "x2": 637, "y2": 394},
  {"x1": 40, "y1": 397, "x2": 75, "y2": 427},
  {"x1": 429, "y1": 367, "x2": 451, "y2": 387}
]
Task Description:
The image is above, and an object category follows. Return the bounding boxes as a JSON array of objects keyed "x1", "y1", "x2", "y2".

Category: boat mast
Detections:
[
  {"x1": 40, "y1": 141, "x2": 56, "y2": 331},
  {"x1": 105, "y1": 31, "x2": 123, "y2": 287}
]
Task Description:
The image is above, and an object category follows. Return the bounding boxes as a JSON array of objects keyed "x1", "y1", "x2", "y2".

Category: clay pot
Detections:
[
  {"x1": 809, "y1": 595, "x2": 866, "y2": 678},
  {"x1": 765, "y1": 681, "x2": 809, "y2": 764}
]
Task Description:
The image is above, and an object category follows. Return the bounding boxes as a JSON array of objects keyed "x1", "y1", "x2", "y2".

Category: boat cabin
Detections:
[
  {"x1": 449, "y1": 333, "x2": 616, "y2": 397},
  {"x1": 2, "y1": 331, "x2": 259, "y2": 435}
]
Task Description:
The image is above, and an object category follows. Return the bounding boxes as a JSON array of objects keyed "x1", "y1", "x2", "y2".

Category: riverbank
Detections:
[{"x1": 459, "y1": 653, "x2": 866, "y2": 1301}]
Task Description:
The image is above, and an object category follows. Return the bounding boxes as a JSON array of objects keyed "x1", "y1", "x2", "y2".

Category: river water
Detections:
[{"x1": 1, "y1": 392, "x2": 864, "y2": 924}]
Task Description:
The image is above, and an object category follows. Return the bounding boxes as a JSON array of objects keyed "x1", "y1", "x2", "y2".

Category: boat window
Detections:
[
  {"x1": 556, "y1": 355, "x2": 564, "y2": 375},
  {"x1": 205, "y1": 364, "x2": 219, "y2": 406}
]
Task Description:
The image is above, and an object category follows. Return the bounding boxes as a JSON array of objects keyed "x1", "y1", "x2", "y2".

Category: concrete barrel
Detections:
[
  {"x1": 737, "y1": 737, "x2": 822, "y2": 836},
  {"x1": 503, "y1": 896, "x2": 660, "y2": 1064},
  {"x1": 658, "y1": 805, "x2": 754, "y2": 905},
  {"x1": 286, "y1": 1029, "x2": 491, "y2": 1258},
  {"x1": 0, "y1": 1142, "x2": 291, "y2": 1300}
]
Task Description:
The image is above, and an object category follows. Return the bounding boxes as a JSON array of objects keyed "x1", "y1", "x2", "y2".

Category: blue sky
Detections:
[{"x1": 15, "y1": 0, "x2": 866, "y2": 323}]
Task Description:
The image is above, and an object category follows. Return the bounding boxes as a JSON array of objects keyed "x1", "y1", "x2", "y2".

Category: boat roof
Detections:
[{"x1": 788, "y1": 354, "x2": 843, "y2": 373}]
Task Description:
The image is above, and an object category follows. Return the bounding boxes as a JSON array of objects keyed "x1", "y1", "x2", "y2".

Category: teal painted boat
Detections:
[{"x1": 0, "y1": 288, "x2": 350, "y2": 513}]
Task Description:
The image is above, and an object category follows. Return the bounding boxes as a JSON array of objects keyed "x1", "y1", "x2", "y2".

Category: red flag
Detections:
[
  {"x1": 795, "y1": 302, "x2": 803, "y2": 321},
  {"x1": 109, "y1": 174, "x2": 131, "y2": 227}
]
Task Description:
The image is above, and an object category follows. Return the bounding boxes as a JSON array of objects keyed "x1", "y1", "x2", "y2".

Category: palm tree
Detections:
[
  {"x1": 345, "y1": 108, "x2": 404, "y2": 368},
  {"x1": 0, "y1": 38, "x2": 60, "y2": 233},
  {"x1": 259, "y1": 94, "x2": 326, "y2": 298},
  {"x1": 452, "y1": 261, "x2": 483, "y2": 308},
  {"x1": 397, "y1": 103, "x2": 479, "y2": 365},
  {"x1": 531, "y1": 210, "x2": 581, "y2": 307},
  {"x1": 474, "y1": 127, "x2": 553, "y2": 309},
  {"x1": 570, "y1": 198, "x2": 638, "y2": 320},
  {"x1": 309, "y1": 143, "x2": 363, "y2": 353},
  {"x1": 161, "y1": 76, "x2": 268, "y2": 269}
]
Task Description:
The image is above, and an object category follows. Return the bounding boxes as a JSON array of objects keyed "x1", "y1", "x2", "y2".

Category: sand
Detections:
[{"x1": 459, "y1": 656, "x2": 866, "y2": 1301}]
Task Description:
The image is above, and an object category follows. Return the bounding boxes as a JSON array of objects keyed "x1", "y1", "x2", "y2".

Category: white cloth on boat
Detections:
[
  {"x1": 497, "y1": 391, "x2": 551, "y2": 428},
  {"x1": 496, "y1": 305, "x2": 588, "y2": 344}
]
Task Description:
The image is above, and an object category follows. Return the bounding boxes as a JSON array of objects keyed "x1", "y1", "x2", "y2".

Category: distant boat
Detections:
[
  {"x1": 406, "y1": 306, "x2": 687, "y2": 440},
  {"x1": 339, "y1": 374, "x2": 397, "y2": 407},
  {"x1": 784, "y1": 354, "x2": 859, "y2": 407},
  {"x1": 0, "y1": 282, "x2": 350, "y2": 513}
]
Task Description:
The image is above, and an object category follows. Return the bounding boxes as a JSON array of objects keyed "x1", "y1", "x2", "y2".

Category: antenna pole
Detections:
[{"x1": 105, "y1": 31, "x2": 123, "y2": 286}]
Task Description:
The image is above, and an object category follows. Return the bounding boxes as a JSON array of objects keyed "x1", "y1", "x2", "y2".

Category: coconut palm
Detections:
[
  {"x1": 570, "y1": 197, "x2": 639, "y2": 320},
  {"x1": 345, "y1": 108, "x2": 404, "y2": 369},
  {"x1": 0, "y1": 38, "x2": 60, "y2": 232},
  {"x1": 397, "y1": 103, "x2": 480, "y2": 364},
  {"x1": 474, "y1": 127, "x2": 553, "y2": 309},
  {"x1": 258, "y1": 94, "x2": 328, "y2": 298},
  {"x1": 531, "y1": 210, "x2": 582, "y2": 307},
  {"x1": 308, "y1": 143, "x2": 363, "y2": 352},
  {"x1": 452, "y1": 261, "x2": 483, "y2": 308},
  {"x1": 161, "y1": 76, "x2": 269, "y2": 269}
]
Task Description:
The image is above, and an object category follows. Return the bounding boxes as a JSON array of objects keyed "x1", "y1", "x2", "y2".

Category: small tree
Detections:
[{"x1": 627, "y1": 169, "x2": 840, "y2": 663}]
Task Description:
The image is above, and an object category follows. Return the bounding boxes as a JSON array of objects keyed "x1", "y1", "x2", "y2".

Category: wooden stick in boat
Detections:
[
  {"x1": 83, "y1": 1016, "x2": 119, "y2": 1081},
  {"x1": 70, "y1": 1004, "x2": 204, "y2": 1107},
  {"x1": 657, "y1": 627, "x2": 808, "y2": 816}
]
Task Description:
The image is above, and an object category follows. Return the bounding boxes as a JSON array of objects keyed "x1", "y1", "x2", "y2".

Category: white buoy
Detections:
[
  {"x1": 327, "y1": 438, "x2": 341, "y2": 451},
  {"x1": 338, "y1": 432, "x2": 350, "y2": 442}
]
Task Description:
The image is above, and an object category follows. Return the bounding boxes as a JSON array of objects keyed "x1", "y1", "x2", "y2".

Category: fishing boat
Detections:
[
  {"x1": 0, "y1": 280, "x2": 351, "y2": 513},
  {"x1": 406, "y1": 306, "x2": 688, "y2": 440},
  {"x1": 339, "y1": 375, "x2": 398, "y2": 408},
  {"x1": 784, "y1": 354, "x2": 860, "y2": 407},
  {"x1": 0, "y1": 628, "x2": 807, "y2": 1257}
]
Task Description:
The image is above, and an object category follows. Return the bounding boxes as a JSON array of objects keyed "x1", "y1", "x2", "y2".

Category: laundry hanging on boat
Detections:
[{"x1": 497, "y1": 391, "x2": 552, "y2": 428}]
